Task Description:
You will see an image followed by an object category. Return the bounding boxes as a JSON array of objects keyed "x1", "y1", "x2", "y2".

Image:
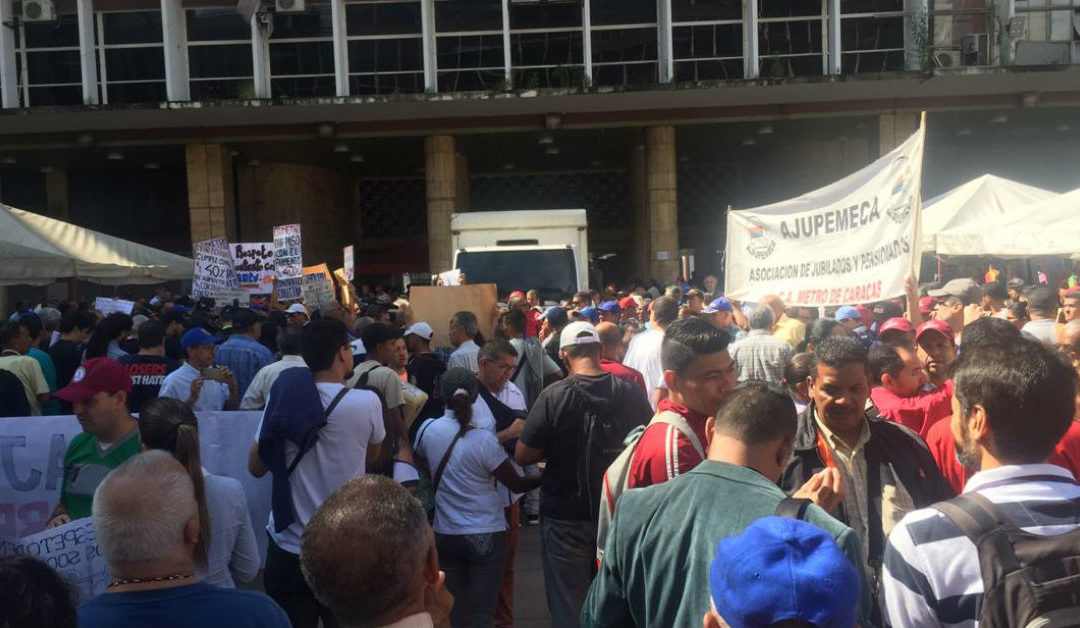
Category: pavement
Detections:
[{"x1": 511, "y1": 523, "x2": 552, "y2": 628}]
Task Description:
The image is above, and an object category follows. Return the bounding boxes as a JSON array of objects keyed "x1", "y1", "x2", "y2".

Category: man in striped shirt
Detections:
[{"x1": 883, "y1": 338, "x2": 1080, "y2": 628}]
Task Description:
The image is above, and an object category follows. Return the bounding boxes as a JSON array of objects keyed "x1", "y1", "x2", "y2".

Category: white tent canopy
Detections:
[
  {"x1": 0, "y1": 204, "x2": 194, "y2": 286},
  {"x1": 933, "y1": 186, "x2": 1080, "y2": 258},
  {"x1": 921, "y1": 174, "x2": 1057, "y2": 252}
]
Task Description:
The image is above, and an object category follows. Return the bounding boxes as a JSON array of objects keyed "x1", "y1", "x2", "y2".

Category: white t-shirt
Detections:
[
  {"x1": 472, "y1": 382, "x2": 528, "y2": 506},
  {"x1": 159, "y1": 362, "x2": 230, "y2": 411},
  {"x1": 413, "y1": 412, "x2": 509, "y2": 535},
  {"x1": 254, "y1": 383, "x2": 385, "y2": 554},
  {"x1": 1021, "y1": 318, "x2": 1058, "y2": 348},
  {"x1": 623, "y1": 328, "x2": 665, "y2": 410},
  {"x1": 448, "y1": 340, "x2": 480, "y2": 373}
]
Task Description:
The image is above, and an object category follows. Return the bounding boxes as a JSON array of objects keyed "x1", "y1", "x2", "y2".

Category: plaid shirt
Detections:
[
  {"x1": 729, "y1": 329, "x2": 793, "y2": 384},
  {"x1": 214, "y1": 334, "x2": 275, "y2": 399}
]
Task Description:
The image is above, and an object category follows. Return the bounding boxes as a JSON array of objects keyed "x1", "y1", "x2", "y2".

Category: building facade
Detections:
[{"x1": 0, "y1": 0, "x2": 1078, "y2": 292}]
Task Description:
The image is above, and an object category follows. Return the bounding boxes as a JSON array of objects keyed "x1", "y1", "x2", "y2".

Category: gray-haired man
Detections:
[{"x1": 728, "y1": 305, "x2": 794, "y2": 384}]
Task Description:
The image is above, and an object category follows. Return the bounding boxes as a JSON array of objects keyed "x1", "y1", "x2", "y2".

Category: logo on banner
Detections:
[
  {"x1": 886, "y1": 157, "x2": 913, "y2": 224},
  {"x1": 745, "y1": 222, "x2": 776, "y2": 259}
]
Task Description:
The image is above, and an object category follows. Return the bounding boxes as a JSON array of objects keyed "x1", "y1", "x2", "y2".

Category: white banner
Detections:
[
  {"x1": 193, "y1": 237, "x2": 241, "y2": 300},
  {"x1": 273, "y1": 224, "x2": 303, "y2": 301},
  {"x1": 725, "y1": 124, "x2": 925, "y2": 307},
  {"x1": 93, "y1": 297, "x2": 134, "y2": 316},
  {"x1": 0, "y1": 413, "x2": 271, "y2": 569},
  {"x1": 232, "y1": 242, "x2": 275, "y2": 294},
  {"x1": 0, "y1": 518, "x2": 108, "y2": 603},
  {"x1": 343, "y1": 245, "x2": 355, "y2": 282}
]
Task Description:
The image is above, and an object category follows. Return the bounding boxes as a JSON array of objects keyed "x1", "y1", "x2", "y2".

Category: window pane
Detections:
[
  {"x1": 187, "y1": 9, "x2": 251, "y2": 41},
  {"x1": 24, "y1": 15, "x2": 79, "y2": 48},
  {"x1": 759, "y1": 20, "x2": 823, "y2": 55},
  {"x1": 591, "y1": 28, "x2": 658, "y2": 63},
  {"x1": 102, "y1": 12, "x2": 164, "y2": 45},
  {"x1": 842, "y1": 0, "x2": 903, "y2": 13},
  {"x1": 509, "y1": 3, "x2": 582, "y2": 29},
  {"x1": 842, "y1": 17, "x2": 904, "y2": 51},
  {"x1": 510, "y1": 31, "x2": 583, "y2": 67},
  {"x1": 436, "y1": 35, "x2": 504, "y2": 69},
  {"x1": 346, "y1": 1, "x2": 422, "y2": 36},
  {"x1": 673, "y1": 24, "x2": 742, "y2": 58},
  {"x1": 105, "y1": 47, "x2": 166, "y2": 81},
  {"x1": 841, "y1": 50, "x2": 904, "y2": 73},
  {"x1": 28, "y1": 85, "x2": 82, "y2": 105},
  {"x1": 191, "y1": 78, "x2": 257, "y2": 100},
  {"x1": 593, "y1": 62, "x2": 657, "y2": 86},
  {"x1": 591, "y1": 0, "x2": 656, "y2": 25},
  {"x1": 349, "y1": 72, "x2": 424, "y2": 95},
  {"x1": 435, "y1": 0, "x2": 503, "y2": 32},
  {"x1": 189, "y1": 44, "x2": 254, "y2": 78},
  {"x1": 272, "y1": 6, "x2": 333, "y2": 39},
  {"x1": 348, "y1": 38, "x2": 423, "y2": 73},
  {"x1": 759, "y1": 0, "x2": 820, "y2": 18},
  {"x1": 107, "y1": 81, "x2": 166, "y2": 103},
  {"x1": 759, "y1": 54, "x2": 822, "y2": 77},
  {"x1": 27, "y1": 50, "x2": 81, "y2": 84},
  {"x1": 270, "y1": 41, "x2": 335, "y2": 75},
  {"x1": 672, "y1": 0, "x2": 741, "y2": 23},
  {"x1": 437, "y1": 69, "x2": 505, "y2": 91},
  {"x1": 271, "y1": 76, "x2": 335, "y2": 97},
  {"x1": 511, "y1": 66, "x2": 585, "y2": 89},
  {"x1": 674, "y1": 59, "x2": 743, "y2": 80}
]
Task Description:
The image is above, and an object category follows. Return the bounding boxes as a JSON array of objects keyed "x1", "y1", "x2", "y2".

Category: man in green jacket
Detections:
[{"x1": 581, "y1": 382, "x2": 870, "y2": 628}]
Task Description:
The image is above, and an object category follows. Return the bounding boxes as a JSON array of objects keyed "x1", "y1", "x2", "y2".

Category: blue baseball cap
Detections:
[
  {"x1": 598, "y1": 301, "x2": 622, "y2": 313},
  {"x1": 834, "y1": 305, "x2": 861, "y2": 322},
  {"x1": 573, "y1": 306, "x2": 600, "y2": 324},
  {"x1": 710, "y1": 516, "x2": 860, "y2": 628},
  {"x1": 540, "y1": 306, "x2": 568, "y2": 328},
  {"x1": 180, "y1": 327, "x2": 217, "y2": 350},
  {"x1": 703, "y1": 297, "x2": 734, "y2": 314}
]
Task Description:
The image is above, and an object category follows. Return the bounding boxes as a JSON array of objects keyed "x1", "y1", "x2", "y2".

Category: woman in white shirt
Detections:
[
  {"x1": 139, "y1": 397, "x2": 260, "y2": 588},
  {"x1": 413, "y1": 368, "x2": 540, "y2": 628}
]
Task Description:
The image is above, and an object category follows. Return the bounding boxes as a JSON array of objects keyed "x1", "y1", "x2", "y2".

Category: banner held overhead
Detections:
[{"x1": 725, "y1": 117, "x2": 925, "y2": 307}]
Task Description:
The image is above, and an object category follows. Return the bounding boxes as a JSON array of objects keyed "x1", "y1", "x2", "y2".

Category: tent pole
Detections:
[{"x1": 67, "y1": 278, "x2": 76, "y2": 302}]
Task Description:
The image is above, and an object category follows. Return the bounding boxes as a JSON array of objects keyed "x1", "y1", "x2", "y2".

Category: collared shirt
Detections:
[
  {"x1": 883, "y1": 463, "x2": 1080, "y2": 628},
  {"x1": 240, "y1": 355, "x2": 307, "y2": 410},
  {"x1": 215, "y1": 334, "x2": 275, "y2": 399},
  {"x1": 773, "y1": 313, "x2": 806, "y2": 348},
  {"x1": 159, "y1": 362, "x2": 230, "y2": 411},
  {"x1": 378, "y1": 613, "x2": 434, "y2": 628},
  {"x1": 448, "y1": 339, "x2": 479, "y2": 373},
  {"x1": 627, "y1": 399, "x2": 711, "y2": 488},
  {"x1": 0, "y1": 351, "x2": 49, "y2": 415},
  {"x1": 729, "y1": 329, "x2": 793, "y2": 384}
]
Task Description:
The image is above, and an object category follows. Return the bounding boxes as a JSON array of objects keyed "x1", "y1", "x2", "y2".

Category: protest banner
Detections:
[
  {"x1": 409, "y1": 284, "x2": 498, "y2": 349},
  {"x1": 0, "y1": 517, "x2": 108, "y2": 603},
  {"x1": 725, "y1": 120, "x2": 925, "y2": 307},
  {"x1": 193, "y1": 237, "x2": 241, "y2": 300},
  {"x1": 344, "y1": 245, "x2": 355, "y2": 281},
  {"x1": 93, "y1": 297, "x2": 134, "y2": 316},
  {"x1": 302, "y1": 264, "x2": 336, "y2": 312},
  {"x1": 273, "y1": 224, "x2": 303, "y2": 301},
  {"x1": 0, "y1": 413, "x2": 271, "y2": 563},
  {"x1": 232, "y1": 242, "x2": 275, "y2": 294}
]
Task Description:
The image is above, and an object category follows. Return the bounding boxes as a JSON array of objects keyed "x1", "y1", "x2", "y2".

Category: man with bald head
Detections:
[
  {"x1": 760, "y1": 294, "x2": 806, "y2": 348},
  {"x1": 78, "y1": 451, "x2": 289, "y2": 628},
  {"x1": 597, "y1": 322, "x2": 647, "y2": 395}
]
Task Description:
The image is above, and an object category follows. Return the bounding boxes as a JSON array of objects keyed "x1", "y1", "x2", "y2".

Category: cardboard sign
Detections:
[
  {"x1": 302, "y1": 264, "x2": 336, "y2": 312},
  {"x1": 231, "y1": 242, "x2": 275, "y2": 294},
  {"x1": 0, "y1": 518, "x2": 108, "y2": 603},
  {"x1": 93, "y1": 297, "x2": 134, "y2": 316},
  {"x1": 333, "y1": 268, "x2": 357, "y2": 310},
  {"x1": 193, "y1": 237, "x2": 241, "y2": 299},
  {"x1": 343, "y1": 245, "x2": 355, "y2": 281},
  {"x1": 408, "y1": 284, "x2": 499, "y2": 349},
  {"x1": 273, "y1": 224, "x2": 303, "y2": 300}
]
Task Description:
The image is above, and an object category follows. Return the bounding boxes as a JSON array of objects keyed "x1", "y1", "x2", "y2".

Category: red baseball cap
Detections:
[
  {"x1": 918, "y1": 296, "x2": 936, "y2": 316},
  {"x1": 56, "y1": 358, "x2": 132, "y2": 403},
  {"x1": 878, "y1": 317, "x2": 914, "y2": 337},
  {"x1": 915, "y1": 319, "x2": 954, "y2": 345},
  {"x1": 619, "y1": 296, "x2": 637, "y2": 310},
  {"x1": 508, "y1": 291, "x2": 526, "y2": 300}
]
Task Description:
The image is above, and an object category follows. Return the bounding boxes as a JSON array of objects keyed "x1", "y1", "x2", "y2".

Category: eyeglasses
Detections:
[{"x1": 482, "y1": 358, "x2": 516, "y2": 373}]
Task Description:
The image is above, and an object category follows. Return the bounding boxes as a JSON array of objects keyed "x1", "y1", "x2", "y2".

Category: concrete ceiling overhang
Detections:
[{"x1": 1, "y1": 65, "x2": 1079, "y2": 146}]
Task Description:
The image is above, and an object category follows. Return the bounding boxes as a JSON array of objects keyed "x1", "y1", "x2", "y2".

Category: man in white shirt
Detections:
[
  {"x1": 300, "y1": 475, "x2": 453, "y2": 628},
  {"x1": 1020, "y1": 286, "x2": 1060, "y2": 348},
  {"x1": 248, "y1": 318, "x2": 385, "y2": 628},
  {"x1": 623, "y1": 296, "x2": 679, "y2": 410},
  {"x1": 447, "y1": 311, "x2": 481, "y2": 373},
  {"x1": 158, "y1": 328, "x2": 238, "y2": 411},
  {"x1": 241, "y1": 325, "x2": 307, "y2": 410}
]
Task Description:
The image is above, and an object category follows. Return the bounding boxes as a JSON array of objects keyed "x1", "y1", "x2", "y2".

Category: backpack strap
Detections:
[
  {"x1": 775, "y1": 497, "x2": 812, "y2": 520},
  {"x1": 653, "y1": 411, "x2": 706, "y2": 458},
  {"x1": 433, "y1": 429, "x2": 469, "y2": 492},
  {"x1": 933, "y1": 493, "x2": 1023, "y2": 574},
  {"x1": 286, "y1": 386, "x2": 349, "y2": 476}
]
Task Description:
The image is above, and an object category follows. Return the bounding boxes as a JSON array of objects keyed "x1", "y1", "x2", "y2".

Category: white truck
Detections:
[{"x1": 450, "y1": 209, "x2": 588, "y2": 302}]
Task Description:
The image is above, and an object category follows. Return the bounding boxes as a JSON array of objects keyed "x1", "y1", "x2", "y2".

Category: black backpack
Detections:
[{"x1": 934, "y1": 492, "x2": 1080, "y2": 628}]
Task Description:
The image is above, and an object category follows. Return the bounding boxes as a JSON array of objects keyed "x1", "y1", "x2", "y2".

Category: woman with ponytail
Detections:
[
  {"x1": 413, "y1": 367, "x2": 540, "y2": 628},
  {"x1": 139, "y1": 397, "x2": 260, "y2": 588}
]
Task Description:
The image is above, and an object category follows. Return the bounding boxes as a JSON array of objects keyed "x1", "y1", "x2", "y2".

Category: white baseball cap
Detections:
[
  {"x1": 559, "y1": 321, "x2": 601, "y2": 350},
  {"x1": 285, "y1": 303, "x2": 308, "y2": 316},
  {"x1": 405, "y1": 321, "x2": 434, "y2": 341}
]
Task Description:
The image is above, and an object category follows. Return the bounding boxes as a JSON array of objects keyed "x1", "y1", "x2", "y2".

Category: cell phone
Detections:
[{"x1": 202, "y1": 367, "x2": 227, "y2": 382}]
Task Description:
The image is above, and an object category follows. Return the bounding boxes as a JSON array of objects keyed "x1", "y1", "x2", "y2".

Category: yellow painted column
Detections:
[
  {"x1": 425, "y1": 135, "x2": 457, "y2": 273},
  {"x1": 186, "y1": 143, "x2": 236, "y2": 245},
  {"x1": 646, "y1": 126, "x2": 679, "y2": 284}
]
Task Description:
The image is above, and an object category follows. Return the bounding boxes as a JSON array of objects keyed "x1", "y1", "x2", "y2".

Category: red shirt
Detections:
[
  {"x1": 1049, "y1": 420, "x2": 1080, "y2": 480},
  {"x1": 627, "y1": 399, "x2": 709, "y2": 489},
  {"x1": 525, "y1": 310, "x2": 540, "y2": 338},
  {"x1": 926, "y1": 415, "x2": 972, "y2": 495},
  {"x1": 869, "y1": 380, "x2": 954, "y2": 438},
  {"x1": 600, "y1": 359, "x2": 647, "y2": 395}
]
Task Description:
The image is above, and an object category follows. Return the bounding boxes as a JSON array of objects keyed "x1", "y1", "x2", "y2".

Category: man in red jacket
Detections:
[{"x1": 868, "y1": 343, "x2": 953, "y2": 438}]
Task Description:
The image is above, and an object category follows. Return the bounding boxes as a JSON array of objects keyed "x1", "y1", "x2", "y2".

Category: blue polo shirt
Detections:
[{"x1": 78, "y1": 582, "x2": 291, "y2": 628}]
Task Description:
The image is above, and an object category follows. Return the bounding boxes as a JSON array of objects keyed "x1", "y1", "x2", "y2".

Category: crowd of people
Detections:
[{"x1": 2, "y1": 269, "x2": 1080, "y2": 628}]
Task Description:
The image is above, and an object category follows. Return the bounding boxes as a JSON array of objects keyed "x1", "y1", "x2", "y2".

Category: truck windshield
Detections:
[{"x1": 456, "y1": 249, "x2": 577, "y2": 301}]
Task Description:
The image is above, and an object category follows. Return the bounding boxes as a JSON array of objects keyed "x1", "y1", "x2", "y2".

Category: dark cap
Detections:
[
  {"x1": 360, "y1": 322, "x2": 403, "y2": 351},
  {"x1": 230, "y1": 308, "x2": 261, "y2": 332}
]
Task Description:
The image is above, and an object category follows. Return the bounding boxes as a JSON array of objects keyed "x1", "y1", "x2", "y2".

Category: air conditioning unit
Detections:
[
  {"x1": 21, "y1": 0, "x2": 56, "y2": 22},
  {"x1": 275, "y1": 0, "x2": 304, "y2": 12},
  {"x1": 933, "y1": 51, "x2": 961, "y2": 68},
  {"x1": 961, "y1": 33, "x2": 989, "y2": 66}
]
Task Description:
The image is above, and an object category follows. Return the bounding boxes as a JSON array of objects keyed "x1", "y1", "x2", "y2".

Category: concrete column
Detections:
[
  {"x1": 658, "y1": 0, "x2": 674, "y2": 82},
  {"x1": 826, "y1": 0, "x2": 841, "y2": 74},
  {"x1": 878, "y1": 112, "x2": 920, "y2": 156},
  {"x1": 645, "y1": 126, "x2": 678, "y2": 284},
  {"x1": 421, "y1": 0, "x2": 437, "y2": 91},
  {"x1": 161, "y1": 0, "x2": 190, "y2": 101},
  {"x1": 0, "y1": 0, "x2": 18, "y2": 108},
  {"x1": 903, "y1": 0, "x2": 929, "y2": 71},
  {"x1": 186, "y1": 144, "x2": 236, "y2": 245},
  {"x1": 742, "y1": 0, "x2": 759, "y2": 79},
  {"x1": 425, "y1": 135, "x2": 457, "y2": 273},
  {"x1": 455, "y1": 153, "x2": 470, "y2": 212},
  {"x1": 251, "y1": 14, "x2": 272, "y2": 99},
  {"x1": 630, "y1": 144, "x2": 648, "y2": 282},
  {"x1": 331, "y1": 0, "x2": 349, "y2": 96},
  {"x1": 77, "y1": 0, "x2": 99, "y2": 104},
  {"x1": 44, "y1": 168, "x2": 69, "y2": 221}
]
